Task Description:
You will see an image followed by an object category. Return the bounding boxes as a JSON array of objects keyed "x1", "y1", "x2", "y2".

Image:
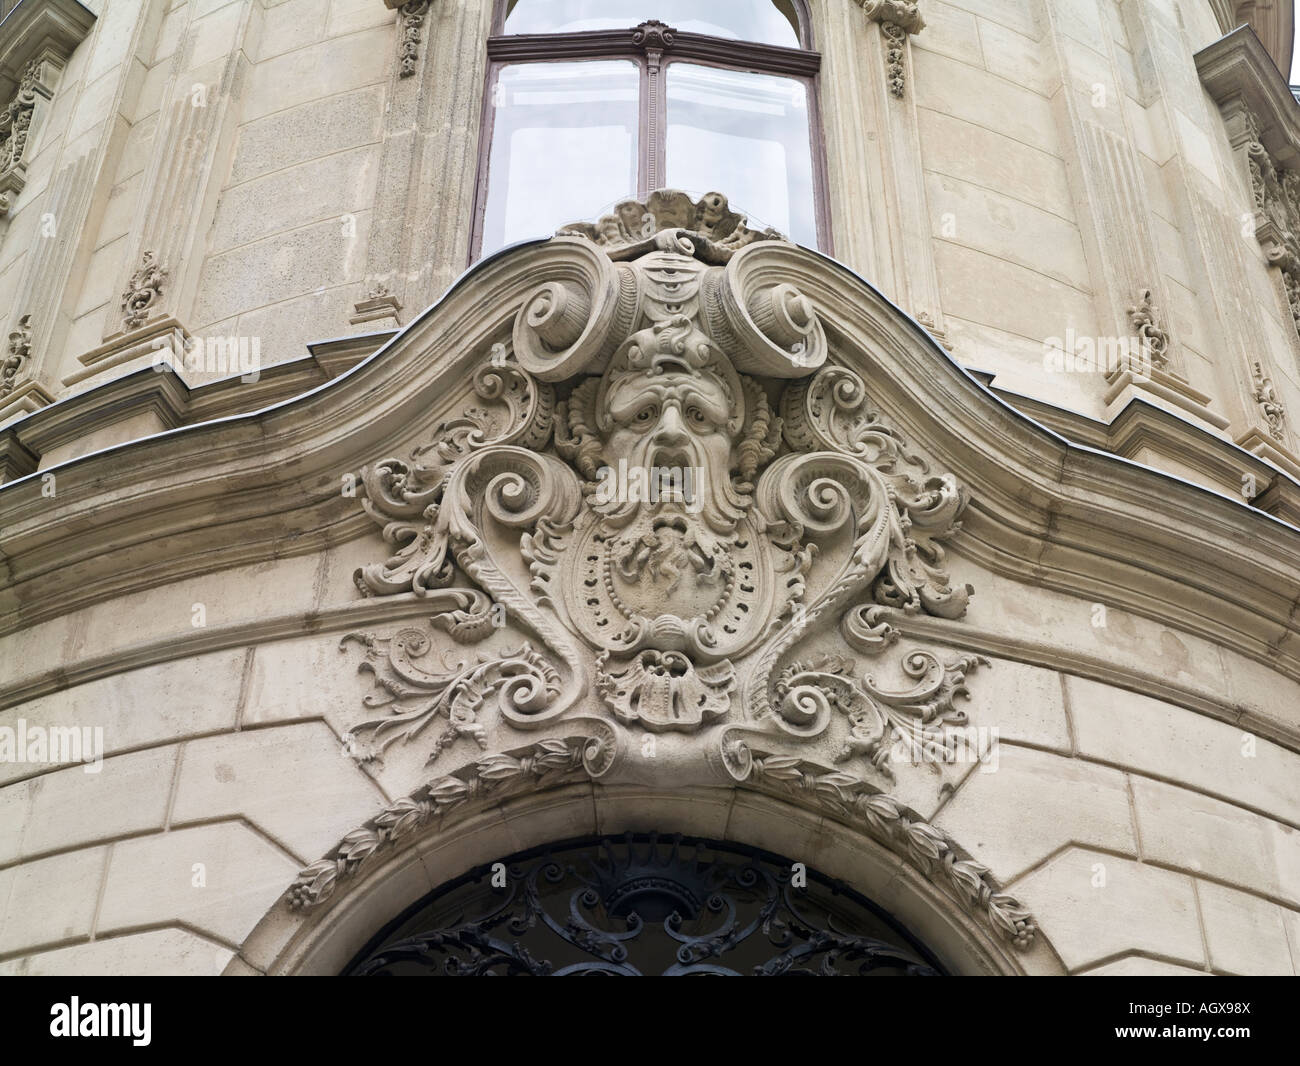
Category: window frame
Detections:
[{"x1": 471, "y1": 0, "x2": 831, "y2": 261}]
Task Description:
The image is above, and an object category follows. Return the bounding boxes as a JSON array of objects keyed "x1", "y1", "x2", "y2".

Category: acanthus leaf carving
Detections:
[
  {"x1": 1, "y1": 313, "x2": 31, "y2": 396},
  {"x1": 1252, "y1": 360, "x2": 1287, "y2": 440},
  {"x1": 341, "y1": 629, "x2": 563, "y2": 765},
  {"x1": 121, "y1": 251, "x2": 167, "y2": 331},
  {"x1": 335, "y1": 191, "x2": 1025, "y2": 947},
  {"x1": 1126, "y1": 288, "x2": 1171, "y2": 372}
]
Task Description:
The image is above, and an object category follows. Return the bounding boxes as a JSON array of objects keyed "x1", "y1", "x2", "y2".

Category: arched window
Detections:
[
  {"x1": 473, "y1": 1, "x2": 827, "y2": 260},
  {"x1": 344, "y1": 835, "x2": 945, "y2": 975}
]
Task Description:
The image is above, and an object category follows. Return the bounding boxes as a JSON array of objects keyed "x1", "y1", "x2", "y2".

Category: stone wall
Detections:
[{"x1": 0, "y1": 0, "x2": 1298, "y2": 978}]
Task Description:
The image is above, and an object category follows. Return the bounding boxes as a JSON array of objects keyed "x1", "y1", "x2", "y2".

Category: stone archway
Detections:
[{"x1": 232, "y1": 784, "x2": 1066, "y2": 976}]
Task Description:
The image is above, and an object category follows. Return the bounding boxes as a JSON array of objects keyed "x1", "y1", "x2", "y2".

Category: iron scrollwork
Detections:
[{"x1": 347, "y1": 834, "x2": 943, "y2": 976}]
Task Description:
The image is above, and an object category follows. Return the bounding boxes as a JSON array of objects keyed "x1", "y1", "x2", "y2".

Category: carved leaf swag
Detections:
[
  {"x1": 324, "y1": 206, "x2": 1031, "y2": 946},
  {"x1": 398, "y1": 1, "x2": 432, "y2": 79},
  {"x1": 0, "y1": 60, "x2": 40, "y2": 212},
  {"x1": 740, "y1": 750, "x2": 1036, "y2": 948},
  {"x1": 1, "y1": 313, "x2": 31, "y2": 396},
  {"x1": 1243, "y1": 116, "x2": 1300, "y2": 346},
  {"x1": 773, "y1": 645, "x2": 987, "y2": 779},
  {"x1": 287, "y1": 731, "x2": 1035, "y2": 949}
]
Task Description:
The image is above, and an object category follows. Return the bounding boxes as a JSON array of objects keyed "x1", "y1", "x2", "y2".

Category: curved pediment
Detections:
[{"x1": 0, "y1": 192, "x2": 1298, "y2": 697}]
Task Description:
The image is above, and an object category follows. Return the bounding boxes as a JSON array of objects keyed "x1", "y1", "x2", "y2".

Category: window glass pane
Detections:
[
  {"x1": 480, "y1": 61, "x2": 639, "y2": 257},
  {"x1": 503, "y1": 0, "x2": 801, "y2": 47},
  {"x1": 665, "y1": 63, "x2": 817, "y2": 247}
]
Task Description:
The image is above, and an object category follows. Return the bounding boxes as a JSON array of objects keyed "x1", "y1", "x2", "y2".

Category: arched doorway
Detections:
[{"x1": 344, "y1": 833, "x2": 945, "y2": 976}]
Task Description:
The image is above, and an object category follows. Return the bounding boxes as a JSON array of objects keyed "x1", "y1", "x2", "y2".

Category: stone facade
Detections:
[{"x1": 0, "y1": 0, "x2": 1299, "y2": 976}]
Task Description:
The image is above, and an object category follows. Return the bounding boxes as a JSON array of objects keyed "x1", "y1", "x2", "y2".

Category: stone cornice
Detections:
[
  {"x1": 0, "y1": 240, "x2": 1298, "y2": 691},
  {"x1": 0, "y1": 331, "x2": 394, "y2": 473},
  {"x1": 0, "y1": 0, "x2": 94, "y2": 100},
  {"x1": 1196, "y1": 25, "x2": 1300, "y2": 169},
  {"x1": 1208, "y1": 1, "x2": 1295, "y2": 79}
]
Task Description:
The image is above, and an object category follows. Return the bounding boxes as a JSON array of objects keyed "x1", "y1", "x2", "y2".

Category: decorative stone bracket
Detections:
[{"x1": 859, "y1": 0, "x2": 925, "y2": 99}]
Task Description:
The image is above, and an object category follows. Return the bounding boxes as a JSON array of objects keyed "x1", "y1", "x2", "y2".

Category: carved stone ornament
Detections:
[
  {"x1": 0, "y1": 61, "x2": 41, "y2": 213},
  {"x1": 859, "y1": 1, "x2": 925, "y2": 99},
  {"x1": 1, "y1": 313, "x2": 31, "y2": 396},
  {"x1": 1252, "y1": 360, "x2": 1287, "y2": 441},
  {"x1": 1126, "y1": 288, "x2": 1170, "y2": 371},
  {"x1": 319, "y1": 189, "x2": 1033, "y2": 949},
  {"x1": 1241, "y1": 112, "x2": 1300, "y2": 340},
  {"x1": 121, "y1": 251, "x2": 167, "y2": 330},
  {"x1": 398, "y1": 1, "x2": 432, "y2": 79}
]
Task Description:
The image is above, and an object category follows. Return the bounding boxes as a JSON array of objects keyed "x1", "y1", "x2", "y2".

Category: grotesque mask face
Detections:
[
  {"x1": 584, "y1": 316, "x2": 751, "y2": 533},
  {"x1": 604, "y1": 368, "x2": 734, "y2": 503}
]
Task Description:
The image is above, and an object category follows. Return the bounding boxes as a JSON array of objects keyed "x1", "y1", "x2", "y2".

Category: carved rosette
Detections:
[{"x1": 329, "y1": 189, "x2": 1033, "y2": 948}]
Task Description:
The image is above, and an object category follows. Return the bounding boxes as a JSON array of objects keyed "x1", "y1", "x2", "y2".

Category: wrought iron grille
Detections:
[{"x1": 346, "y1": 833, "x2": 946, "y2": 975}]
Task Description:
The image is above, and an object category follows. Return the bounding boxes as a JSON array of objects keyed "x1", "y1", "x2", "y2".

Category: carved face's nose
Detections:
[{"x1": 652, "y1": 404, "x2": 688, "y2": 446}]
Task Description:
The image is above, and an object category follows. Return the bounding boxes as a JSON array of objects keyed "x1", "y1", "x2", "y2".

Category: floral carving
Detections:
[
  {"x1": 557, "y1": 189, "x2": 781, "y2": 263},
  {"x1": 287, "y1": 734, "x2": 610, "y2": 909},
  {"x1": 341, "y1": 628, "x2": 563, "y2": 765},
  {"x1": 741, "y1": 750, "x2": 1035, "y2": 947},
  {"x1": 1252, "y1": 360, "x2": 1287, "y2": 440},
  {"x1": 773, "y1": 648, "x2": 986, "y2": 777},
  {"x1": 121, "y1": 251, "x2": 167, "y2": 330},
  {"x1": 398, "y1": 1, "x2": 432, "y2": 79},
  {"x1": 334, "y1": 190, "x2": 1025, "y2": 948},
  {"x1": 1241, "y1": 116, "x2": 1300, "y2": 340},
  {"x1": 1126, "y1": 288, "x2": 1170, "y2": 371},
  {"x1": 1, "y1": 314, "x2": 31, "y2": 396},
  {"x1": 860, "y1": 1, "x2": 925, "y2": 99},
  {"x1": 0, "y1": 61, "x2": 40, "y2": 212}
]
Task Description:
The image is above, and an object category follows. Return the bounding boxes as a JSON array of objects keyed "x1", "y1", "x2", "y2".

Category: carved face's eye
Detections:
[
  {"x1": 635, "y1": 404, "x2": 658, "y2": 424},
  {"x1": 686, "y1": 405, "x2": 707, "y2": 425}
]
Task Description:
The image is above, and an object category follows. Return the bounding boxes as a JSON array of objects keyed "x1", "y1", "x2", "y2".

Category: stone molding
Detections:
[
  {"x1": 0, "y1": 331, "x2": 395, "y2": 474},
  {"x1": 1196, "y1": 26, "x2": 1300, "y2": 457},
  {"x1": 859, "y1": 1, "x2": 924, "y2": 99},
  {"x1": 286, "y1": 733, "x2": 1037, "y2": 950},
  {"x1": 1208, "y1": 1, "x2": 1295, "y2": 77},
  {"x1": 1, "y1": 204, "x2": 1299, "y2": 690}
]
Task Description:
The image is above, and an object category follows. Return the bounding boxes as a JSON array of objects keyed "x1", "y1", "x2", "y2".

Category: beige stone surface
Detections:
[
  {"x1": 97, "y1": 822, "x2": 299, "y2": 946},
  {"x1": 0, "y1": 0, "x2": 1297, "y2": 980},
  {"x1": 1130, "y1": 776, "x2": 1300, "y2": 907},
  {"x1": 11, "y1": 745, "x2": 177, "y2": 859},
  {"x1": 0, "y1": 650, "x2": 246, "y2": 785},
  {"x1": 0, "y1": 847, "x2": 108, "y2": 955},
  {"x1": 934, "y1": 745, "x2": 1137, "y2": 881},
  {"x1": 1067, "y1": 675, "x2": 1300, "y2": 826},
  {"x1": 0, "y1": 927, "x2": 234, "y2": 976},
  {"x1": 170, "y1": 721, "x2": 387, "y2": 862},
  {"x1": 1013, "y1": 848, "x2": 1204, "y2": 972},
  {"x1": 1197, "y1": 879, "x2": 1296, "y2": 975}
]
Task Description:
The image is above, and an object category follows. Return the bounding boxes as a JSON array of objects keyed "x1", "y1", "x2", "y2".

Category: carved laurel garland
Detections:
[
  {"x1": 287, "y1": 730, "x2": 1034, "y2": 948},
  {"x1": 331, "y1": 189, "x2": 1032, "y2": 948}
]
